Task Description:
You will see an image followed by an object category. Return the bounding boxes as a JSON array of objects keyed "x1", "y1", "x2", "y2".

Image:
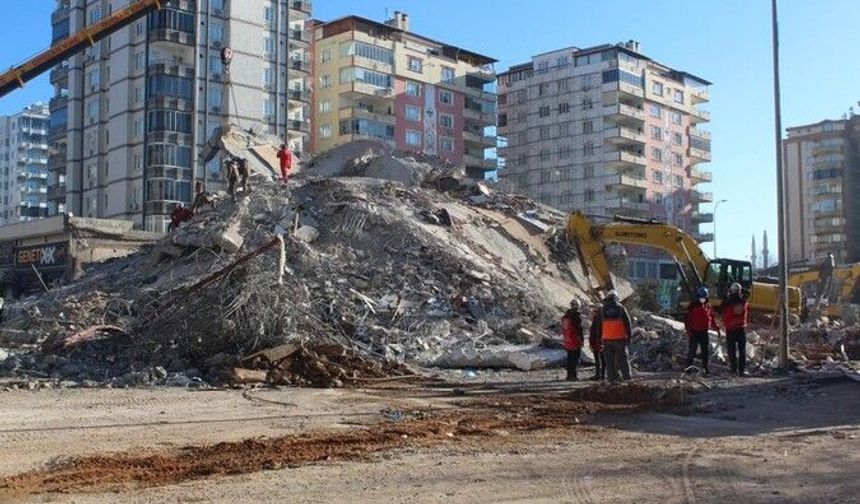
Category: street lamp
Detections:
[{"x1": 713, "y1": 199, "x2": 728, "y2": 258}]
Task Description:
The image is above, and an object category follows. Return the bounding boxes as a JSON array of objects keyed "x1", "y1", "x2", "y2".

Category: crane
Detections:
[
  {"x1": 0, "y1": 0, "x2": 163, "y2": 98},
  {"x1": 566, "y1": 212, "x2": 802, "y2": 315}
]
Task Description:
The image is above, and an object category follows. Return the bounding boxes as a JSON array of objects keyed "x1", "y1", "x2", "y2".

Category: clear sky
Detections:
[{"x1": 1, "y1": 0, "x2": 857, "y2": 263}]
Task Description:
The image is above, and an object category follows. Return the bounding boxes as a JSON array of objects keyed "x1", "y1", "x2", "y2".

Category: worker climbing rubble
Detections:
[
  {"x1": 561, "y1": 299, "x2": 584, "y2": 381},
  {"x1": 721, "y1": 282, "x2": 750, "y2": 377},
  {"x1": 591, "y1": 290, "x2": 632, "y2": 382},
  {"x1": 685, "y1": 287, "x2": 720, "y2": 375}
]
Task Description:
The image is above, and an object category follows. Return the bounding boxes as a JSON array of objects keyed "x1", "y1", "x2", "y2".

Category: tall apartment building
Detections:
[
  {"x1": 48, "y1": 0, "x2": 312, "y2": 232},
  {"x1": 497, "y1": 42, "x2": 713, "y2": 299},
  {"x1": 783, "y1": 114, "x2": 860, "y2": 265},
  {"x1": 0, "y1": 104, "x2": 51, "y2": 225},
  {"x1": 311, "y1": 13, "x2": 498, "y2": 179}
]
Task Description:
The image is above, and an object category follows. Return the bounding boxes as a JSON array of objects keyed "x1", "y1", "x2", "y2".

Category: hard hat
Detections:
[
  {"x1": 696, "y1": 287, "x2": 709, "y2": 299},
  {"x1": 570, "y1": 299, "x2": 581, "y2": 310},
  {"x1": 730, "y1": 282, "x2": 742, "y2": 293},
  {"x1": 606, "y1": 290, "x2": 619, "y2": 300}
]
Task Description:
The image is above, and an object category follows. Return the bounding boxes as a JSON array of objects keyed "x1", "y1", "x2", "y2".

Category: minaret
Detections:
[
  {"x1": 762, "y1": 230, "x2": 770, "y2": 269},
  {"x1": 751, "y1": 235, "x2": 758, "y2": 270}
]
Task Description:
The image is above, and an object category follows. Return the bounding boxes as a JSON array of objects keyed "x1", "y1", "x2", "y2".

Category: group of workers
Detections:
[{"x1": 561, "y1": 283, "x2": 750, "y2": 382}]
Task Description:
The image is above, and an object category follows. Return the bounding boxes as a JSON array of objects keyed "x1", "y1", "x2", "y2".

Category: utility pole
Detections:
[
  {"x1": 713, "y1": 199, "x2": 728, "y2": 258},
  {"x1": 771, "y1": 0, "x2": 790, "y2": 368}
]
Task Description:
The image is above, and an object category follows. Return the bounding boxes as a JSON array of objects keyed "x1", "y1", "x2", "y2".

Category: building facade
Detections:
[
  {"x1": 497, "y1": 42, "x2": 713, "y2": 303},
  {"x1": 48, "y1": 0, "x2": 312, "y2": 232},
  {"x1": 311, "y1": 13, "x2": 498, "y2": 179},
  {"x1": 0, "y1": 103, "x2": 51, "y2": 225},
  {"x1": 783, "y1": 115, "x2": 860, "y2": 265}
]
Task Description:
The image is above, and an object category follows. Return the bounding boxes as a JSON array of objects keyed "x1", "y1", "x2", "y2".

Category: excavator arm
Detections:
[
  {"x1": 567, "y1": 212, "x2": 801, "y2": 315},
  {"x1": 0, "y1": 0, "x2": 162, "y2": 98},
  {"x1": 834, "y1": 264, "x2": 860, "y2": 304}
]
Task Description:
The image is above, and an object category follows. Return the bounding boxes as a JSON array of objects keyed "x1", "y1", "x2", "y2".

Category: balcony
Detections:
[
  {"x1": 289, "y1": 59, "x2": 311, "y2": 74},
  {"x1": 146, "y1": 131, "x2": 193, "y2": 145},
  {"x1": 606, "y1": 174, "x2": 647, "y2": 191},
  {"x1": 605, "y1": 150, "x2": 646, "y2": 170},
  {"x1": 604, "y1": 103, "x2": 645, "y2": 125},
  {"x1": 288, "y1": 88, "x2": 311, "y2": 104},
  {"x1": 688, "y1": 146, "x2": 712, "y2": 164},
  {"x1": 49, "y1": 64, "x2": 69, "y2": 86},
  {"x1": 290, "y1": 29, "x2": 310, "y2": 45},
  {"x1": 48, "y1": 125, "x2": 67, "y2": 142},
  {"x1": 690, "y1": 168, "x2": 713, "y2": 184},
  {"x1": 604, "y1": 126, "x2": 645, "y2": 147},
  {"x1": 691, "y1": 190, "x2": 714, "y2": 203},
  {"x1": 146, "y1": 96, "x2": 194, "y2": 112},
  {"x1": 463, "y1": 154, "x2": 497, "y2": 171},
  {"x1": 343, "y1": 82, "x2": 394, "y2": 101},
  {"x1": 689, "y1": 87, "x2": 710, "y2": 105},
  {"x1": 149, "y1": 28, "x2": 195, "y2": 46},
  {"x1": 812, "y1": 144, "x2": 842, "y2": 156},
  {"x1": 691, "y1": 211, "x2": 714, "y2": 224},
  {"x1": 288, "y1": 119, "x2": 311, "y2": 134},
  {"x1": 690, "y1": 128, "x2": 711, "y2": 140},
  {"x1": 51, "y1": 6, "x2": 70, "y2": 25},
  {"x1": 290, "y1": 0, "x2": 312, "y2": 14},
  {"x1": 463, "y1": 107, "x2": 495, "y2": 124},
  {"x1": 47, "y1": 185, "x2": 67, "y2": 201},
  {"x1": 692, "y1": 232, "x2": 715, "y2": 243},
  {"x1": 603, "y1": 81, "x2": 645, "y2": 104},
  {"x1": 148, "y1": 62, "x2": 195, "y2": 79},
  {"x1": 340, "y1": 107, "x2": 396, "y2": 126},
  {"x1": 606, "y1": 197, "x2": 649, "y2": 215},
  {"x1": 689, "y1": 108, "x2": 711, "y2": 125},
  {"x1": 48, "y1": 95, "x2": 68, "y2": 113},
  {"x1": 463, "y1": 130, "x2": 497, "y2": 148}
]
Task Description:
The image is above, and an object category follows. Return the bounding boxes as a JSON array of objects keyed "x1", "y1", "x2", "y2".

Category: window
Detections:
[
  {"x1": 557, "y1": 56, "x2": 570, "y2": 68},
  {"x1": 539, "y1": 126, "x2": 550, "y2": 140},
  {"x1": 649, "y1": 104, "x2": 661, "y2": 118},
  {"x1": 585, "y1": 189, "x2": 595, "y2": 202},
  {"x1": 320, "y1": 74, "x2": 332, "y2": 87},
  {"x1": 559, "y1": 145, "x2": 571, "y2": 159},
  {"x1": 674, "y1": 174, "x2": 683, "y2": 186},
  {"x1": 538, "y1": 83, "x2": 548, "y2": 96},
  {"x1": 583, "y1": 142, "x2": 594, "y2": 156},
  {"x1": 147, "y1": 74, "x2": 193, "y2": 100},
  {"x1": 264, "y1": 37, "x2": 274, "y2": 56},
  {"x1": 652, "y1": 82, "x2": 663, "y2": 96},
  {"x1": 405, "y1": 130, "x2": 421, "y2": 146},
  {"x1": 559, "y1": 123, "x2": 571, "y2": 136},
  {"x1": 537, "y1": 61, "x2": 549, "y2": 74},
  {"x1": 516, "y1": 90, "x2": 526, "y2": 104},
  {"x1": 134, "y1": 52, "x2": 144, "y2": 72},
  {"x1": 408, "y1": 56, "x2": 423, "y2": 73},
  {"x1": 262, "y1": 67, "x2": 274, "y2": 87},
  {"x1": 320, "y1": 125, "x2": 332, "y2": 138},
  {"x1": 134, "y1": 86, "x2": 142, "y2": 103},
  {"x1": 405, "y1": 105, "x2": 421, "y2": 122},
  {"x1": 208, "y1": 87, "x2": 222, "y2": 109},
  {"x1": 653, "y1": 170, "x2": 663, "y2": 183},
  {"x1": 672, "y1": 132, "x2": 683, "y2": 145},
  {"x1": 558, "y1": 79, "x2": 569, "y2": 92},
  {"x1": 651, "y1": 147, "x2": 662, "y2": 161},
  {"x1": 673, "y1": 153, "x2": 683, "y2": 166},
  {"x1": 87, "y1": 101, "x2": 99, "y2": 121},
  {"x1": 147, "y1": 110, "x2": 192, "y2": 133},
  {"x1": 439, "y1": 114, "x2": 454, "y2": 129},
  {"x1": 651, "y1": 126, "x2": 662, "y2": 140},
  {"x1": 341, "y1": 42, "x2": 393, "y2": 64},
  {"x1": 439, "y1": 90, "x2": 453, "y2": 105},
  {"x1": 674, "y1": 90, "x2": 685, "y2": 103},
  {"x1": 517, "y1": 153, "x2": 527, "y2": 166},
  {"x1": 582, "y1": 97, "x2": 593, "y2": 110},
  {"x1": 264, "y1": 6, "x2": 274, "y2": 22},
  {"x1": 264, "y1": 99, "x2": 274, "y2": 117},
  {"x1": 210, "y1": 21, "x2": 224, "y2": 43},
  {"x1": 406, "y1": 81, "x2": 421, "y2": 97},
  {"x1": 88, "y1": 69, "x2": 100, "y2": 89},
  {"x1": 539, "y1": 106, "x2": 550, "y2": 117},
  {"x1": 321, "y1": 49, "x2": 332, "y2": 62},
  {"x1": 441, "y1": 66, "x2": 455, "y2": 83},
  {"x1": 671, "y1": 111, "x2": 682, "y2": 125},
  {"x1": 88, "y1": 7, "x2": 102, "y2": 25},
  {"x1": 584, "y1": 164, "x2": 594, "y2": 178},
  {"x1": 539, "y1": 149, "x2": 550, "y2": 162},
  {"x1": 558, "y1": 102, "x2": 570, "y2": 114},
  {"x1": 440, "y1": 137, "x2": 454, "y2": 152},
  {"x1": 583, "y1": 120, "x2": 593, "y2": 134},
  {"x1": 319, "y1": 100, "x2": 331, "y2": 113}
]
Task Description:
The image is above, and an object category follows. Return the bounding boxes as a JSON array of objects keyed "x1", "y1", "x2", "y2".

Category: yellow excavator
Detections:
[
  {"x1": 789, "y1": 260, "x2": 860, "y2": 318},
  {"x1": 566, "y1": 212, "x2": 802, "y2": 315}
]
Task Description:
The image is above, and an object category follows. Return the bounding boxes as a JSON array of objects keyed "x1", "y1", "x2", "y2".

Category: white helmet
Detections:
[
  {"x1": 730, "y1": 282, "x2": 742, "y2": 294},
  {"x1": 570, "y1": 299, "x2": 581, "y2": 310},
  {"x1": 606, "y1": 290, "x2": 619, "y2": 300}
]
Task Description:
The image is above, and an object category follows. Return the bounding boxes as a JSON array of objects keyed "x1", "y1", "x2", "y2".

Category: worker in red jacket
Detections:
[
  {"x1": 721, "y1": 282, "x2": 750, "y2": 377},
  {"x1": 168, "y1": 203, "x2": 193, "y2": 232},
  {"x1": 588, "y1": 304, "x2": 605, "y2": 380},
  {"x1": 277, "y1": 144, "x2": 293, "y2": 184},
  {"x1": 561, "y1": 299, "x2": 584, "y2": 381},
  {"x1": 685, "y1": 286, "x2": 720, "y2": 375}
]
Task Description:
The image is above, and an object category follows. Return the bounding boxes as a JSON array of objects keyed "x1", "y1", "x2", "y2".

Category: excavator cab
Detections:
[{"x1": 702, "y1": 259, "x2": 753, "y2": 301}]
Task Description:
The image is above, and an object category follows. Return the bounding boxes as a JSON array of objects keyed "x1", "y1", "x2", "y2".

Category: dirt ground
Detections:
[{"x1": 0, "y1": 371, "x2": 858, "y2": 504}]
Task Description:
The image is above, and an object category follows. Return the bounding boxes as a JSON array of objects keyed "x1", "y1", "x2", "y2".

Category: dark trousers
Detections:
[
  {"x1": 592, "y1": 350, "x2": 605, "y2": 379},
  {"x1": 566, "y1": 349, "x2": 581, "y2": 380},
  {"x1": 603, "y1": 340, "x2": 631, "y2": 381},
  {"x1": 687, "y1": 331, "x2": 710, "y2": 371},
  {"x1": 726, "y1": 329, "x2": 747, "y2": 375}
]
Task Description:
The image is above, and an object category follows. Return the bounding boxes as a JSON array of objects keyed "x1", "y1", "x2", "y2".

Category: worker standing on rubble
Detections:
[
  {"x1": 225, "y1": 157, "x2": 239, "y2": 198},
  {"x1": 721, "y1": 282, "x2": 750, "y2": 377},
  {"x1": 277, "y1": 144, "x2": 293, "y2": 184},
  {"x1": 168, "y1": 203, "x2": 192, "y2": 232},
  {"x1": 588, "y1": 304, "x2": 605, "y2": 380},
  {"x1": 561, "y1": 299, "x2": 584, "y2": 381},
  {"x1": 591, "y1": 290, "x2": 632, "y2": 382},
  {"x1": 685, "y1": 287, "x2": 719, "y2": 375},
  {"x1": 237, "y1": 158, "x2": 251, "y2": 195}
]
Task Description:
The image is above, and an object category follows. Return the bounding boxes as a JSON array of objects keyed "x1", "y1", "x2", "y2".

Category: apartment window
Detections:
[
  {"x1": 671, "y1": 111, "x2": 683, "y2": 125},
  {"x1": 674, "y1": 174, "x2": 683, "y2": 186},
  {"x1": 320, "y1": 74, "x2": 331, "y2": 87},
  {"x1": 558, "y1": 78, "x2": 569, "y2": 92},
  {"x1": 264, "y1": 6, "x2": 275, "y2": 23},
  {"x1": 539, "y1": 106, "x2": 550, "y2": 117},
  {"x1": 582, "y1": 97, "x2": 593, "y2": 110},
  {"x1": 211, "y1": 0, "x2": 224, "y2": 10},
  {"x1": 649, "y1": 104, "x2": 661, "y2": 118},
  {"x1": 557, "y1": 56, "x2": 570, "y2": 68},
  {"x1": 584, "y1": 164, "x2": 594, "y2": 178},
  {"x1": 674, "y1": 90, "x2": 685, "y2": 103},
  {"x1": 516, "y1": 90, "x2": 526, "y2": 104},
  {"x1": 135, "y1": 21, "x2": 144, "y2": 36},
  {"x1": 341, "y1": 41, "x2": 394, "y2": 64},
  {"x1": 405, "y1": 130, "x2": 421, "y2": 146},
  {"x1": 208, "y1": 87, "x2": 222, "y2": 109},
  {"x1": 653, "y1": 170, "x2": 663, "y2": 183},
  {"x1": 264, "y1": 38, "x2": 274, "y2": 56},
  {"x1": 440, "y1": 137, "x2": 454, "y2": 152},
  {"x1": 517, "y1": 153, "x2": 527, "y2": 166},
  {"x1": 672, "y1": 132, "x2": 683, "y2": 145},
  {"x1": 559, "y1": 123, "x2": 571, "y2": 136},
  {"x1": 652, "y1": 82, "x2": 663, "y2": 96},
  {"x1": 559, "y1": 145, "x2": 571, "y2": 159},
  {"x1": 585, "y1": 189, "x2": 595, "y2": 202},
  {"x1": 134, "y1": 52, "x2": 144, "y2": 72},
  {"x1": 537, "y1": 61, "x2": 549, "y2": 74},
  {"x1": 583, "y1": 142, "x2": 594, "y2": 156},
  {"x1": 263, "y1": 99, "x2": 275, "y2": 117},
  {"x1": 558, "y1": 102, "x2": 570, "y2": 114},
  {"x1": 651, "y1": 147, "x2": 662, "y2": 161},
  {"x1": 583, "y1": 120, "x2": 593, "y2": 134},
  {"x1": 539, "y1": 126, "x2": 550, "y2": 140},
  {"x1": 210, "y1": 21, "x2": 224, "y2": 44},
  {"x1": 88, "y1": 70, "x2": 100, "y2": 89},
  {"x1": 439, "y1": 90, "x2": 453, "y2": 105},
  {"x1": 406, "y1": 81, "x2": 421, "y2": 97},
  {"x1": 439, "y1": 114, "x2": 454, "y2": 129},
  {"x1": 319, "y1": 100, "x2": 331, "y2": 113},
  {"x1": 539, "y1": 149, "x2": 550, "y2": 162},
  {"x1": 87, "y1": 101, "x2": 99, "y2": 121},
  {"x1": 321, "y1": 49, "x2": 332, "y2": 63},
  {"x1": 320, "y1": 125, "x2": 332, "y2": 138},
  {"x1": 133, "y1": 118, "x2": 142, "y2": 137},
  {"x1": 405, "y1": 105, "x2": 422, "y2": 122},
  {"x1": 88, "y1": 7, "x2": 102, "y2": 25},
  {"x1": 134, "y1": 86, "x2": 142, "y2": 103},
  {"x1": 441, "y1": 66, "x2": 455, "y2": 83},
  {"x1": 408, "y1": 56, "x2": 423, "y2": 73},
  {"x1": 538, "y1": 83, "x2": 548, "y2": 96},
  {"x1": 673, "y1": 153, "x2": 683, "y2": 166},
  {"x1": 650, "y1": 126, "x2": 662, "y2": 140}
]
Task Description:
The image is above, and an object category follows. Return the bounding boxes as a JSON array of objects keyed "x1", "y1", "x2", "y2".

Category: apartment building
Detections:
[
  {"x1": 0, "y1": 104, "x2": 51, "y2": 225},
  {"x1": 783, "y1": 114, "x2": 860, "y2": 265},
  {"x1": 311, "y1": 13, "x2": 498, "y2": 179},
  {"x1": 48, "y1": 0, "x2": 312, "y2": 232},
  {"x1": 497, "y1": 42, "x2": 713, "y2": 303}
]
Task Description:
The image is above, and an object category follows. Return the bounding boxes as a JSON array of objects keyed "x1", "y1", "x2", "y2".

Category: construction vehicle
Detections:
[
  {"x1": 566, "y1": 212, "x2": 802, "y2": 315},
  {"x1": 789, "y1": 261, "x2": 860, "y2": 318},
  {"x1": 0, "y1": 0, "x2": 163, "y2": 98}
]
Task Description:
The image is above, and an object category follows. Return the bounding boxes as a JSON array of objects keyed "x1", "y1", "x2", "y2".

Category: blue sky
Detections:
[{"x1": 2, "y1": 0, "x2": 857, "y2": 263}]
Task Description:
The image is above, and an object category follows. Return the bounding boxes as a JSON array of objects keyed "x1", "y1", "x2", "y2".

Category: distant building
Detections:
[
  {"x1": 783, "y1": 115, "x2": 860, "y2": 264},
  {"x1": 0, "y1": 103, "x2": 51, "y2": 226},
  {"x1": 311, "y1": 12, "x2": 498, "y2": 179}
]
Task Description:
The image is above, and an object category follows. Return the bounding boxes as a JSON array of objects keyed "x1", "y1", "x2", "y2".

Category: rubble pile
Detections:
[{"x1": 0, "y1": 141, "x2": 594, "y2": 387}]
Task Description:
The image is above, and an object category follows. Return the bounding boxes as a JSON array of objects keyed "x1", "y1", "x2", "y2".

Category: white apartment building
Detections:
[
  {"x1": 497, "y1": 42, "x2": 713, "y2": 304},
  {"x1": 0, "y1": 104, "x2": 51, "y2": 225},
  {"x1": 49, "y1": 0, "x2": 312, "y2": 232}
]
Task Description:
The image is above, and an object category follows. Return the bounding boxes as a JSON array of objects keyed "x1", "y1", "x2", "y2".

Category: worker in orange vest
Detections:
[
  {"x1": 561, "y1": 299, "x2": 584, "y2": 381},
  {"x1": 590, "y1": 290, "x2": 632, "y2": 382},
  {"x1": 277, "y1": 144, "x2": 293, "y2": 184}
]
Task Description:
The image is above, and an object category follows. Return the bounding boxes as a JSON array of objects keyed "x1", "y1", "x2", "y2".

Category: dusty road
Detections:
[{"x1": 0, "y1": 373, "x2": 858, "y2": 504}]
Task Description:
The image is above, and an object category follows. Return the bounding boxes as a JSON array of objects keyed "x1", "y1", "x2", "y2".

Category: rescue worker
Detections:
[
  {"x1": 591, "y1": 290, "x2": 632, "y2": 382},
  {"x1": 237, "y1": 157, "x2": 251, "y2": 195},
  {"x1": 588, "y1": 304, "x2": 605, "y2": 380},
  {"x1": 721, "y1": 282, "x2": 750, "y2": 377},
  {"x1": 277, "y1": 144, "x2": 293, "y2": 184},
  {"x1": 168, "y1": 203, "x2": 192, "y2": 232},
  {"x1": 191, "y1": 179, "x2": 213, "y2": 213},
  {"x1": 224, "y1": 157, "x2": 239, "y2": 198},
  {"x1": 685, "y1": 287, "x2": 719, "y2": 375},
  {"x1": 561, "y1": 299, "x2": 584, "y2": 381}
]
